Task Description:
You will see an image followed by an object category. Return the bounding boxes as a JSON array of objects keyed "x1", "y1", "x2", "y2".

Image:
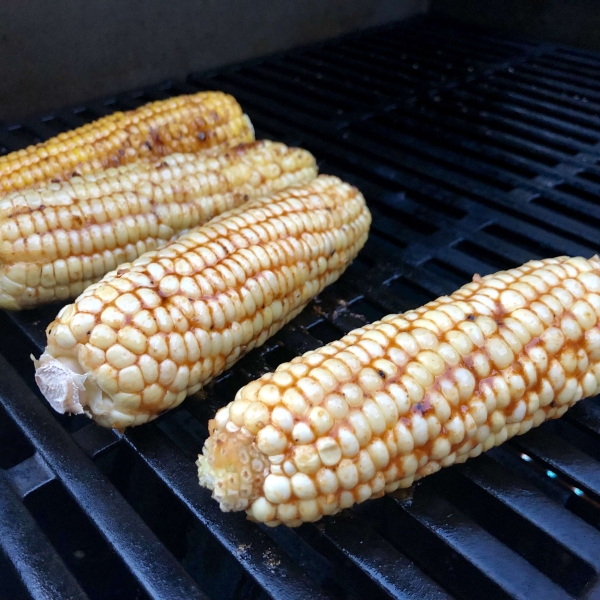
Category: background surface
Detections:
[
  {"x1": 0, "y1": 0, "x2": 428, "y2": 119},
  {"x1": 431, "y1": 0, "x2": 600, "y2": 52}
]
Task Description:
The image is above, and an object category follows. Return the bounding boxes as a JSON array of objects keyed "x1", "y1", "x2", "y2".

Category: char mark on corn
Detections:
[
  {"x1": 196, "y1": 255, "x2": 600, "y2": 527},
  {"x1": 0, "y1": 91, "x2": 254, "y2": 195},
  {"x1": 0, "y1": 140, "x2": 317, "y2": 309},
  {"x1": 34, "y1": 175, "x2": 372, "y2": 429}
]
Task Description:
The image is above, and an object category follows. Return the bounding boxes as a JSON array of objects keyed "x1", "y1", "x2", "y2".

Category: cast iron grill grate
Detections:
[{"x1": 1, "y1": 15, "x2": 600, "y2": 600}]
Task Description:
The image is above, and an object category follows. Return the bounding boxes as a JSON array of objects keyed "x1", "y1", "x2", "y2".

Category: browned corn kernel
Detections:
[
  {"x1": 33, "y1": 175, "x2": 371, "y2": 429},
  {"x1": 196, "y1": 256, "x2": 600, "y2": 527},
  {"x1": 0, "y1": 91, "x2": 254, "y2": 195},
  {"x1": 0, "y1": 141, "x2": 317, "y2": 309}
]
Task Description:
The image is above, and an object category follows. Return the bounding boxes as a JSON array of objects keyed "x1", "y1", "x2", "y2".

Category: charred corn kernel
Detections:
[
  {"x1": 33, "y1": 175, "x2": 371, "y2": 429},
  {"x1": 196, "y1": 256, "x2": 600, "y2": 526},
  {"x1": 0, "y1": 92, "x2": 254, "y2": 196},
  {"x1": 0, "y1": 141, "x2": 317, "y2": 309}
]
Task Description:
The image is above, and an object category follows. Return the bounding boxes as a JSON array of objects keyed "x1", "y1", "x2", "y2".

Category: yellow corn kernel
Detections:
[
  {"x1": 196, "y1": 255, "x2": 600, "y2": 526},
  {"x1": 0, "y1": 91, "x2": 254, "y2": 195},
  {"x1": 0, "y1": 141, "x2": 317, "y2": 309},
  {"x1": 33, "y1": 175, "x2": 372, "y2": 429}
]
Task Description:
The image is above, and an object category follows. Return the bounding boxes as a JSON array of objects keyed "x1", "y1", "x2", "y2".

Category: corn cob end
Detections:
[
  {"x1": 197, "y1": 422, "x2": 269, "y2": 513},
  {"x1": 33, "y1": 350, "x2": 141, "y2": 430},
  {"x1": 33, "y1": 353, "x2": 90, "y2": 415}
]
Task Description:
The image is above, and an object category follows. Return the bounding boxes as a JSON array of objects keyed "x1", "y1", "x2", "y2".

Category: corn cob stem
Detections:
[
  {"x1": 0, "y1": 141, "x2": 317, "y2": 309},
  {"x1": 34, "y1": 175, "x2": 371, "y2": 429},
  {"x1": 0, "y1": 91, "x2": 254, "y2": 196},
  {"x1": 197, "y1": 256, "x2": 600, "y2": 527}
]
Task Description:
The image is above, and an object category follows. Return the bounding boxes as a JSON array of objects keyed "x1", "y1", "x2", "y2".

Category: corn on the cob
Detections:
[
  {"x1": 196, "y1": 255, "x2": 600, "y2": 527},
  {"x1": 33, "y1": 175, "x2": 371, "y2": 429},
  {"x1": 0, "y1": 91, "x2": 254, "y2": 196},
  {"x1": 0, "y1": 141, "x2": 317, "y2": 310}
]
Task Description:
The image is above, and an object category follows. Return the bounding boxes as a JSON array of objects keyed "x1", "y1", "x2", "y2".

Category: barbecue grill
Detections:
[{"x1": 2, "y1": 15, "x2": 600, "y2": 600}]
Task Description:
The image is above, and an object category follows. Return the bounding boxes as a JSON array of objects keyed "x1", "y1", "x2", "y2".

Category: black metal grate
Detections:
[{"x1": 1, "y1": 15, "x2": 600, "y2": 600}]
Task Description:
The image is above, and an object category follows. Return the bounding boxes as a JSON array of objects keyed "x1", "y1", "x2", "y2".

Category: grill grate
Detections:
[{"x1": 1, "y1": 15, "x2": 600, "y2": 600}]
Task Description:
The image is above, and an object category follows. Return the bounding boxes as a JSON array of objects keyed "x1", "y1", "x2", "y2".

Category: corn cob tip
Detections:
[
  {"x1": 32, "y1": 353, "x2": 90, "y2": 415},
  {"x1": 197, "y1": 422, "x2": 269, "y2": 513}
]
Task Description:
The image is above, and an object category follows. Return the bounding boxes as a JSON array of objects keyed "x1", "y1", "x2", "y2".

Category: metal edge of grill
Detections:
[{"x1": 1, "y1": 14, "x2": 600, "y2": 600}]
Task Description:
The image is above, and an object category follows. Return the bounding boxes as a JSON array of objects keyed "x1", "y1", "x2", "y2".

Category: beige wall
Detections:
[{"x1": 0, "y1": 0, "x2": 428, "y2": 120}]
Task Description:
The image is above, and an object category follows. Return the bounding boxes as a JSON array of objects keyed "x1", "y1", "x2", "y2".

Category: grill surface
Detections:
[{"x1": 1, "y1": 16, "x2": 600, "y2": 600}]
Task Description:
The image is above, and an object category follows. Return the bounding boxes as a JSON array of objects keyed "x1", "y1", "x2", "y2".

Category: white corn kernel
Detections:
[
  {"x1": 264, "y1": 474, "x2": 292, "y2": 504},
  {"x1": 291, "y1": 473, "x2": 317, "y2": 500},
  {"x1": 316, "y1": 437, "x2": 342, "y2": 466},
  {"x1": 292, "y1": 422, "x2": 315, "y2": 445},
  {"x1": 336, "y1": 459, "x2": 359, "y2": 490},
  {"x1": 256, "y1": 425, "x2": 289, "y2": 456},
  {"x1": 292, "y1": 446, "x2": 321, "y2": 474}
]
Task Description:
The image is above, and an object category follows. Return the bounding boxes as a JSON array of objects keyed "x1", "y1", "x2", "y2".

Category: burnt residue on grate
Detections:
[{"x1": 1, "y1": 15, "x2": 600, "y2": 600}]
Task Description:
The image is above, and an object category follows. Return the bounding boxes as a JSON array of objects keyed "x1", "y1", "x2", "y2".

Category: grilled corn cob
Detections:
[
  {"x1": 196, "y1": 255, "x2": 600, "y2": 527},
  {"x1": 33, "y1": 175, "x2": 371, "y2": 429},
  {"x1": 0, "y1": 141, "x2": 317, "y2": 310},
  {"x1": 0, "y1": 91, "x2": 253, "y2": 195}
]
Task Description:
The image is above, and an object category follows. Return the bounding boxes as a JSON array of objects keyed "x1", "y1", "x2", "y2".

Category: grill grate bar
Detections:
[
  {"x1": 515, "y1": 429, "x2": 600, "y2": 499},
  {"x1": 0, "y1": 356, "x2": 206, "y2": 600},
  {"x1": 379, "y1": 103, "x2": 593, "y2": 184},
  {"x1": 72, "y1": 423, "x2": 121, "y2": 459},
  {"x1": 477, "y1": 79, "x2": 600, "y2": 129},
  {"x1": 449, "y1": 88, "x2": 600, "y2": 154},
  {"x1": 449, "y1": 455, "x2": 600, "y2": 597},
  {"x1": 386, "y1": 493, "x2": 572, "y2": 600},
  {"x1": 459, "y1": 454, "x2": 600, "y2": 570},
  {"x1": 567, "y1": 400, "x2": 600, "y2": 438},
  {"x1": 351, "y1": 118, "x2": 600, "y2": 217},
  {"x1": 424, "y1": 466, "x2": 599, "y2": 597},
  {"x1": 290, "y1": 52, "x2": 417, "y2": 97},
  {"x1": 124, "y1": 424, "x2": 334, "y2": 600},
  {"x1": 203, "y1": 87, "x2": 591, "y2": 259},
  {"x1": 316, "y1": 516, "x2": 451, "y2": 600},
  {"x1": 0, "y1": 471, "x2": 89, "y2": 600},
  {"x1": 6, "y1": 453, "x2": 56, "y2": 498},
  {"x1": 417, "y1": 103, "x2": 596, "y2": 172},
  {"x1": 519, "y1": 61, "x2": 600, "y2": 93},
  {"x1": 536, "y1": 54, "x2": 600, "y2": 77},
  {"x1": 490, "y1": 70, "x2": 600, "y2": 118},
  {"x1": 353, "y1": 119, "x2": 544, "y2": 190}
]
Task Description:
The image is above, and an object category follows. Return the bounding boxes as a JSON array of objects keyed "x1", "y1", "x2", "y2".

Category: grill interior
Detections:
[{"x1": 2, "y1": 15, "x2": 600, "y2": 600}]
